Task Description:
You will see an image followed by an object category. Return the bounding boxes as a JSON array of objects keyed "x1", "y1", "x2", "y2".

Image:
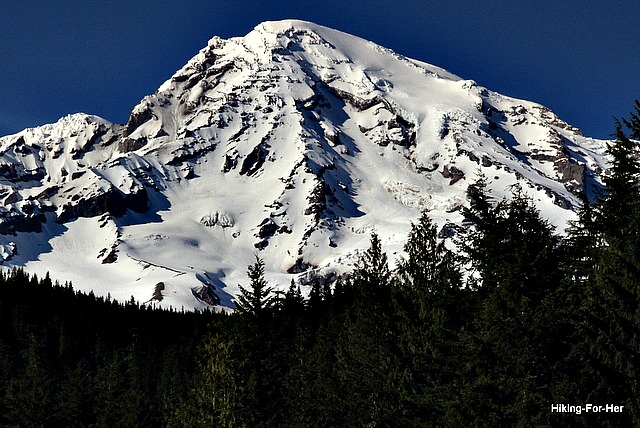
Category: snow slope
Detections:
[{"x1": 0, "y1": 20, "x2": 609, "y2": 309}]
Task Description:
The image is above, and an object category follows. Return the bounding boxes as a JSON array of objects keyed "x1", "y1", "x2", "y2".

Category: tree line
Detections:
[
  {"x1": 0, "y1": 269, "x2": 219, "y2": 427},
  {"x1": 2, "y1": 102, "x2": 640, "y2": 426}
]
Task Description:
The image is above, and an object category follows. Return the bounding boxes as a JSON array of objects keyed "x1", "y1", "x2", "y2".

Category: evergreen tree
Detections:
[
  {"x1": 93, "y1": 351, "x2": 129, "y2": 427},
  {"x1": 396, "y1": 210, "x2": 463, "y2": 320},
  {"x1": 4, "y1": 332, "x2": 55, "y2": 427},
  {"x1": 334, "y1": 233, "x2": 403, "y2": 426},
  {"x1": 622, "y1": 99, "x2": 640, "y2": 139},
  {"x1": 565, "y1": 193, "x2": 600, "y2": 288},
  {"x1": 352, "y1": 232, "x2": 390, "y2": 293},
  {"x1": 156, "y1": 345, "x2": 191, "y2": 424},
  {"x1": 581, "y1": 103, "x2": 640, "y2": 423},
  {"x1": 54, "y1": 359, "x2": 95, "y2": 427},
  {"x1": 394, "y1": 211, "x2": 465, "y2": 424},
  {"x1": 0, "y1": 267, "x2": 216, "y2": 427},
  {"x1": 235, "y1": 255, "x2": 275, "y2": 318},
  {"x1": 170, "y1": 321, "x2": 239, "y2": 428},
  {"x1": 0, "y1": 338, "x2": 11, "y2": 420},
  {"x1": 281, "y1": 279, "x2": 304, "y2": 314},
  {"x1": 561, "y1": 194, "x2": 606, "y2": 411},
  {"x1": 458, "y1": 182, "x2": 569, "y2": 426},
  {"x1": 233, "y1": 256, "x2": 284, "y2": 426}
]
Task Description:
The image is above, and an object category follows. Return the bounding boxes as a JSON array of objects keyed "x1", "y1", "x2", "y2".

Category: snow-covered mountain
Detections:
[{"x1": 0, "y1": 20, "x2": 608, "y2": 310}]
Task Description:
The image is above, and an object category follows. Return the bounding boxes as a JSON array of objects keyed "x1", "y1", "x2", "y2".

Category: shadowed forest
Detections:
[{"x1": 1, "y1": 103, "x2": 640, "y2": 427}]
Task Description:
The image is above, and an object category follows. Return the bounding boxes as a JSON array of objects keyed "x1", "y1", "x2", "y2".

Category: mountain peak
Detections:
[
  {"x1": 255, "y1": 19, "x2": 327, "y2": 34},
  {"x1": 0, "y1": 22, "x2": 609, "y2": 310}
]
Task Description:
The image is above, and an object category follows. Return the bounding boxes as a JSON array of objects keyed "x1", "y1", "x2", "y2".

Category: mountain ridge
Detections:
[{"x1": 0, "y1": 20, "x2": 609, "y2": 309}]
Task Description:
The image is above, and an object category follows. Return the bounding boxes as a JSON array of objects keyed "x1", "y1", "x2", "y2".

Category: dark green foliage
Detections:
[
  {"x1": 235, "y1": 255, "x2": 275, "y2": 318},
  {"x1": 4, "y1": 331, "x2": 55, "y2": 426},
  {"x1": 622, "y1": 99, "x2": 640, "y2": 139},
  {"x1": 0, "y1": 268, "x2": 217, "y2": 427},
  {"x1": 169, "y1": 321, "x2": 239, "y2": 428},
  {"x1": 4, "y1": 101, "x2": 640, "y2": 426},
  {"x1": 574, "y1": 103, "x2": 640, "y2": 425},
  {"x1": 458, "y1": 183, "x2": 573, "y2": 426},
  {"x1": 394, "y1": 212, "x2": 466, "y2": 425},
  {"x1": 333, "y1": 233, "x2": 403, "y2": 426}
]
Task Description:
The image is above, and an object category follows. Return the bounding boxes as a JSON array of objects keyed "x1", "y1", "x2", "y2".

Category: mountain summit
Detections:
[{"x1": 0, "y1": 20, "x2": 608, "y2": 309}]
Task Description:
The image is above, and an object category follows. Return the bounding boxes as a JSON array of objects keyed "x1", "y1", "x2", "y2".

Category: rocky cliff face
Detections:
[{"x1": 0, "y1": 20, "x2": 609, "y2": 309}]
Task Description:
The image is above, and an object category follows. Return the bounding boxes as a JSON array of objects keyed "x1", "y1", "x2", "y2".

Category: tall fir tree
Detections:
[
  {"x1": 396, "y1": 210, "x2": 463, "y2": 320},
  {"x1": 3, "y1": 332, "x2": 55, "y2": 427},
  {"x1": 458, "y1": 181, "x2": 570, "y2": 426},
  {"x1": 581, "y1": 102, "x2": 640, "y2": 424},
  {"x1": 334, "y1": 233, "x2": 403, "y2": 426},
  {"x1": 235, "y1": 255, "x2": 275, "y2": 318},
  {"x1": 169, "y1": 321, "x2": 240, "y2": 428},
  {"x1": 394, "y1": 211, "x2": 466, "y2": 424},
  {"x1": 234, "y1": 256, "x2": 283, "y2": 426}
]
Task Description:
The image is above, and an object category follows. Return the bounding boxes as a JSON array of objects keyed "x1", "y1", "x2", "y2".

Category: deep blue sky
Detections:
[{"x1": 1, "y1": 1, "x2": 638, "y2": 139}]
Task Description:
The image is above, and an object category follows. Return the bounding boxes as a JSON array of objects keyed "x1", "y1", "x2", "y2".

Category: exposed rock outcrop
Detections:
[
  {"x1": 56, "y1": 185, "x2": 148, "y2": 223},
  {"x1": 193, "y1": 284, "x2": 220, "y2": 306}
]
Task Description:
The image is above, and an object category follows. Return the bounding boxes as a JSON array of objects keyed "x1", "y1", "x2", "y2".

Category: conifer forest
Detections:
[{"x1": 2, "y1": 103, "x2": 640, "y2": 426}]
